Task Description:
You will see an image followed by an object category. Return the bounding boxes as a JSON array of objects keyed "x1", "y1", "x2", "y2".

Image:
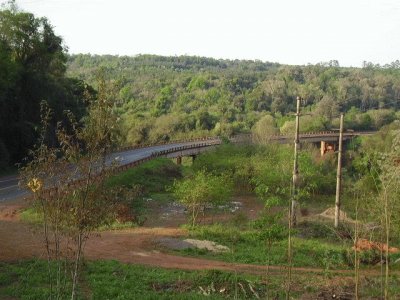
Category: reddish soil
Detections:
[
  {"x1": 354, "y1": 238, "x2": 399, "y2": 254},
  {"x1": 0, "y1": 197, "x2": 394, "y2": 278}
]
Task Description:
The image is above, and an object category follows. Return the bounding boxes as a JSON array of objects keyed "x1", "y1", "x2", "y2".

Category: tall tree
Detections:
[{"x1": 0, "y1": 4, "x2": 87, "y2": 166}]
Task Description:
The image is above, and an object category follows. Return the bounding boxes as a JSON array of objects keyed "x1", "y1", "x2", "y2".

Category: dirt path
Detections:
[
  {"x1": 0, "y1": 217, "x2": 390, "y2": 278},
  {"x1": 0, "y1": 198, "x2": 393, "y2": 278}
]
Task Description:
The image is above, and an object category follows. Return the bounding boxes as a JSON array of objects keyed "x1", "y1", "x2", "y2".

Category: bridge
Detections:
[
  {"x1": 0, "y1": 131, "x2": 374, "y2": 203},
  {"x1": 268, "y1": 130, "x2": 375, "y2": 156}
]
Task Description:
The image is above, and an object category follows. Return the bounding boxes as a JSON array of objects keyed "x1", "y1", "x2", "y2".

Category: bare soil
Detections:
[{"x1": 0, "y1": 197, "x2": 393, "y2": 279}]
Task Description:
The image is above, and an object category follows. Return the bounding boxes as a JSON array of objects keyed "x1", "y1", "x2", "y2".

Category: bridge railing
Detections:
[
  {"x1": 114, "y1": 130, "x2": 374, "y2": 155},
  {"x1": 39, "y1": 140, "x2": 222, "y2": 197},
  {"x1": 32, "y1": 130, "x2": 376, "y2": 197},
  {"x1": 116, "y1": 136, "x2": 220, "y2": 153}
]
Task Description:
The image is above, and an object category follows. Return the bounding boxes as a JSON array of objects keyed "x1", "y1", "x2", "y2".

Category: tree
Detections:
[
  {"x1": 172, "y1": 170, "x2": 233, "y2": 226},
  {"x1": 20, "y1": 75, "x2": 120, "y2": 299},
  {"x1": 251, "y1": 114, "x2": 279, "y2": 144},
  {"x1": 352, "y1": 124, "x2": 400, "y2": 298},
  {"x1": 315, "y1": 95, "x2": 339, "y2": 120},
  {"x1": 369, "y1": 130, "x2": 400, "y2": 299},
  {"x1": 0, "y1": 4, "x2": 87, "y2": 165}
]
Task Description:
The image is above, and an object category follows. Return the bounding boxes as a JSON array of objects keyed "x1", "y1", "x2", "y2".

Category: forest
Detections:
[
  {"x1": 67, "y1": 54, "x2": 400, "y2": 146},
  {"x1": 0, "y1": 4, "x2": 88, "y2": 170}
]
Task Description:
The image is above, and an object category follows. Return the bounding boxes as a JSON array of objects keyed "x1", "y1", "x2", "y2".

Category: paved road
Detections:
[
  {"x1": 0, "y1": 131, "x2": 376, "y2": 203},
  {"x1": 0, "y1": 175, "x2": 22, "y2": 202},
  {"x1": 0, "y1": 139, "x2": 219, "y2": 203}
]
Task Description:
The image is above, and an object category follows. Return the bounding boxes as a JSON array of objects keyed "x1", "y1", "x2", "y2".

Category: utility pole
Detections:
[
  {"x1": 291, "y1": 96, "x2": 301, "y2": 227},
  {"x1": 287, "y1": 96, "x2": 301, "y2": 300},
  {"x1": 334, "y1": 113, "x2": 344, "y2": 228}
]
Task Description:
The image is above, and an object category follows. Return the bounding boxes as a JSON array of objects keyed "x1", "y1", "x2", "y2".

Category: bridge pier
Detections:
[
  {"x1": 320, "y1": 141, "x2": 336, "y2": 156},
  {"x1": 176, "y1": 156, "x2": 182, "y2": 165},
  {"x1": 191, "y1": 155, "x2": 197, "y2": 163}
]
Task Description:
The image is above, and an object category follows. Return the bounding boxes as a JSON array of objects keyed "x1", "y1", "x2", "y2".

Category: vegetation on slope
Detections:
[{"x1": 67, "y1": 54, "x2": 400, "y2": 148}]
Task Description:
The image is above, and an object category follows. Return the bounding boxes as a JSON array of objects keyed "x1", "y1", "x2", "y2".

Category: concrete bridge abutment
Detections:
[{"x1": 320, "y1": 141, "x2": 337, "y2": 156}]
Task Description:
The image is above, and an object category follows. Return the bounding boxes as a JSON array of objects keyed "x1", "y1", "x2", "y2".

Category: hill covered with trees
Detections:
[
  {"x1": 67, "y1": 54, "x2": 400, "y2": 146},
  {"x1": 0, "y1": 4, "x2": 89, "y2": 169}
]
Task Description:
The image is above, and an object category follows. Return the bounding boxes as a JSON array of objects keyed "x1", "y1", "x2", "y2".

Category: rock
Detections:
[
  {"x1": 319, "y1": 207, "x2": 353, "y2": 222},
  {"x1": 156, "y1": 237, "x2": 230, "y2": 253},
  {"x1": 183, "y1": 239, "x2": 230, "y2": 253},
  {"x1": 157, "y1": 237, "x2": 196, "y2": 250}
]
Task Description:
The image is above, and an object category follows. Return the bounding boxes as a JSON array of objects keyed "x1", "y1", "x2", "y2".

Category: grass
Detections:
[
  {"x1": 107, "y1": 157, "x2": 182, "y2": 193},
  {"x1": 178, "y1": 223, "x2": 352, "y2": 269},
  {"x1": 176, "y1": 221, "x2": 400, "y2": 273},
  {"x1": 1, "y1": 259, "x2": 399, "y2": 299},
  {"x1": 0, "y1": 259, "x2": 68, "y2": 299},
  {"x1": 19, "y1": 207, "x2": 43, "y2": 224},
  {"x1": 0, "y1": 260, "x2": 282, "y2": 299}
]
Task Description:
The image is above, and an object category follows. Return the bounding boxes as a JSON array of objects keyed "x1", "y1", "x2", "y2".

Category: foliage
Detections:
[
  {"x1": 107, "y1": 157, "x2": 182, "y2": 193},
  {"x1": 348, "y1": 124, "x2": 400, "y2": 298},
  {"x1": 251, "y1": 114, "x2": 279, "y2": 143},
  {"x1": 67, "y1": 54, "x2": 400, "y2": 149},
  {"x1": 0, "y1": 259, "x2": 292, "y2": 299},
  {"x1": 171, "y1": 170, "x2": 233, "y2": 226},
  {"x1": 2, "y1": 259, "x2": 400, "y2": 299},
  {"x1": 0, "y1": 4, "x2": 89, "y2": 166},
  {"x1": 186, "y1": 223, "x2": 350, "y2": 269},
  {"x1": 19, "y1": 74, "x2": 119, "y2": 299}
]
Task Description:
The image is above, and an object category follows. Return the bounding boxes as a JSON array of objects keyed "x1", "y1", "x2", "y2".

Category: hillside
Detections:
[{"x1": 67, "y1": 54, "x2": 400, "y2": 146}]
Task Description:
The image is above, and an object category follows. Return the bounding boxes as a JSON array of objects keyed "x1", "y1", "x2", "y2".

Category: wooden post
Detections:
[
  {"x1": 287, "y1": 96, "x2": 301, "y2": 300},
  {"x1": 291, "y1": 96, "x2": 301, "y2": 227},
  {"x1": 334, "y1": 113, "x2": 344, "y2": 228},
  {"x1": 176, "y1": 156, "x2": 182, "y2": 165},
  {"x1": 320, "y1": 141, "x2": 326, "y2": 156}
]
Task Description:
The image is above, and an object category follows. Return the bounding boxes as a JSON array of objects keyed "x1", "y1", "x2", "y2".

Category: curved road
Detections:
[
  {"x1": 0, "y1": 139, "x2": 220, "y2": 203},
  {"x1": 0, "y1": 130, "x2": 375, "y2": 203}
]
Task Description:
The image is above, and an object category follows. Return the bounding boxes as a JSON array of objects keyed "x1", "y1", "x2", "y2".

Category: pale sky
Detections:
[{"x1": 2, "y1": 0, "x2": 400, "y2": 67}]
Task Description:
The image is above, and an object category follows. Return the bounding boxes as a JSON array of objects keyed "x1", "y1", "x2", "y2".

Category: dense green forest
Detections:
[
  {"x1": 0, "y1": 5, "x2": 88, "y2": 170},
  {"x1": 1, "y1": 4, "x2": 400, "y2": 169},
  {"x1": 67, "y1": 54, "x2": 400, "y2": 146}
]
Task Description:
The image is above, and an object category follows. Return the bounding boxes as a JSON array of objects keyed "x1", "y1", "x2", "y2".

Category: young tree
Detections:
[
  {"x1": 253, "y1": 183, "x2": 287, "y2": 299},
  {"x1": 20, "y1": 75, "x2": 120, "y2": 299},
  {"x1": 172, "y1": 170, "x2": 233, "y2": 226},
  {"x1": 355, "y1": 126, "x2": 400, "y2": 298},
  {"x1": 251, "y1": 114, "x2": 279, "y2": 144},
  {"x1": 373, "y1": 130, "x2": 400, "y2": 299}
]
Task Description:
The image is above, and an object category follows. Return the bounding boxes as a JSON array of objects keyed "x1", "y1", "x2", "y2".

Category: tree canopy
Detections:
[
  {"x1": 67, "y1": 54, "x2": 400, "y2": 147},
  {"x1": 0, "y1": 4, "x2": 87, "y2": 167}
]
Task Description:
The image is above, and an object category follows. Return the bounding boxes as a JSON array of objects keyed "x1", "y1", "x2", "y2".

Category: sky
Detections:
[{"x1": 2, "y1": 0, "x2": 399, "y2": 67}]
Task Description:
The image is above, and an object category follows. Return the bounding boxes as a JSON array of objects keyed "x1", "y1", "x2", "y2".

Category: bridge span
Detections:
[
  {"x1": 235, "y1": 131, "x2": 375, "y2": 155},
  {"x1": 0, "y1": 131, "x2": 374, "y2": 203}
]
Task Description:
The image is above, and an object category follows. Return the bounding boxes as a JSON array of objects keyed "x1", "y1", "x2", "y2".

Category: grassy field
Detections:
[
  {"x1": 106, "y1": 157, "x2": 182, "y2": 193},
  {"x1": 174, "y1": 222, "x2": 386, "y2": 270},
  {"x1": 1, "y1": 259, "x2": 400, "y2": 299},
  {"x1": 0, "y1": 260, "x2": 286, "y2": 299}
]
